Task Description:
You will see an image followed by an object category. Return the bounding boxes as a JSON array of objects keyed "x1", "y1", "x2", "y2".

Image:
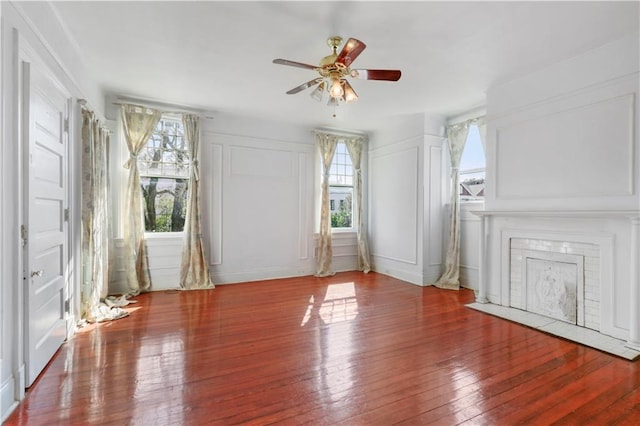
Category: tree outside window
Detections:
[{"x1": 138, "y1": 117, "x2": 189, "y2": 232}]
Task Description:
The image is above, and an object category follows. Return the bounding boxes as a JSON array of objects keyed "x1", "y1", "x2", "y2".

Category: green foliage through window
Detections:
[{"x1": 331, "y1": 193, "x2": 352, "y2": 227}]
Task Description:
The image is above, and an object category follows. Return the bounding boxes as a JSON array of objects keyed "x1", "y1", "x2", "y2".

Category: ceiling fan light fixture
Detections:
[
  {"x1": 343, "y1": 80, "x2": 358, "y2": 103},
  {"x1": 310, "y1": 81, "x2": 325, "y2": 102},
  {"x1": 329, "y1": 78, "x2": 344, "y2": 99}
]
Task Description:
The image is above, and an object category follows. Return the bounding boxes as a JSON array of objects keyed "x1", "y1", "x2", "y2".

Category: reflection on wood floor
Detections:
[{"x1": 6, "y1": 271, "x2": 640, "y2": 424}]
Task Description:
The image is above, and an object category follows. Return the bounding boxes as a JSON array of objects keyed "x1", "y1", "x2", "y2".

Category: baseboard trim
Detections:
[
  {"x1": 371, "y1": 266, "x2": 425, "y2": 286},
  {"x1": 1, "y1": 365, "x2": 24, "y2": 423},
  {"x1": 212, "y1": 267, "x2": 317, "y2": 284}
]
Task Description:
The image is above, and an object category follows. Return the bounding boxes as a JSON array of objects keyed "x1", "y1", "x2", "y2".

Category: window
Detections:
[
  {"x1": 329, "y1": 142, "x2": 353, "y2": 228},
  {"x1": 138, "y1": 117, "x2": 189, "y2": 232},
  {"x1": 459, "y1": 124, "x2": 485, "y2": 202}
]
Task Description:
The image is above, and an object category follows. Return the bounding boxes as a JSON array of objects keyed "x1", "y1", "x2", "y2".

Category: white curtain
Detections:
[
  {"x1": 476, "y1": 117, "x2": 487, "y2": 154},
  {"x1": 81, "y1": 109, "x2": 128, "y2": 322},
  {"x1": 179, "y1": 115, "x2": 214, "y2": 290},
  {"x1": 315, "y1": 133, "x2": 339, "y2": 277},
  {"x1": 434, "y1": 122, "x2": 470, "y2": 290},
  {"x1": 121, "y1": 105, "x2": 161, "y2": 295},
  {"x1": 345, "y1": 137, "x2": 371, "y2": 273}
]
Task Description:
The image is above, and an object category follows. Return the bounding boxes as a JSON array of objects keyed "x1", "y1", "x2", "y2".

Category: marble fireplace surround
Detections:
[{"x1": 468, "y1": 210, "x2": 640, "y2": 360}]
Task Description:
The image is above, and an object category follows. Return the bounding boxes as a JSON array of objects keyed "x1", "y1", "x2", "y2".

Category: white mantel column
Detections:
[
  {"x1": 476, "y1": 214, "x2": 488, "y2": 303},
  {"x1": 627, "y1": 216, "x2": 640, "y2": 350}
]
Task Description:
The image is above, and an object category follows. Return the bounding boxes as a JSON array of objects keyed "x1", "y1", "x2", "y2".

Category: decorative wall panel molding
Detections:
[
  {"x1": 229, "y1": 145, "x2": 292, "y2": 178},
  {"x1": 298, "y1": 152, "x2": 309, "y2": 260},
  {"x1": 204, "y1": 143, "x2": 223, "y2": 266},
  {"x1": 428, "y1": 145, "x2": 443, "y2": 267},
  {"x1": 495, "y1": 93, "x2": 634, "y2": 200},
  {"x1": 370, "y1": 146, "x2": 419, "y2": 265}
]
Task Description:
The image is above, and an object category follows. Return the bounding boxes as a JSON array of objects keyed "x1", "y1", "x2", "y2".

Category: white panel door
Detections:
[{"x1": 23, "y1": 61, "x2": 69, "y2": 387}]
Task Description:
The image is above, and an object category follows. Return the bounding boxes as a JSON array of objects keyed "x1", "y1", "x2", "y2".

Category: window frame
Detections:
[
  {"x1": 328, "y1": 141, "x2": 355, "y2": 232},
  {"x1": 138, "y1": 114, "x2": 191, "y2": 234},
  {"x1": 458, "y1": 123, "x2": 486, "y2": 204}
]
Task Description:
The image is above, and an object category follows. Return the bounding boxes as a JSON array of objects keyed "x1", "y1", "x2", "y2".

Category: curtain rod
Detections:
[
  {"x1": 447, "y1": 115, "x2": 485, "y2": 128},
  {"x1": 77, "y1": 98, "x2": 102, "y2": 115},
  {"x1": 447, "y1": 106, "x2": 486, "y2": 126},
  {"x1": 313, "y1": 127, "x2": 368, "y2": 138},
  {"x1": 77, "y1": 99, "x2": 111, "y2": 133},
  {"x1": 113, "y1": 96, "x2": 213, "y2": 117}
]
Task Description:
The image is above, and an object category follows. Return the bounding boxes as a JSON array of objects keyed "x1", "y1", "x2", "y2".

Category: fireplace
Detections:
[
  {"x1": 468, "y1": 211, "x2": 640, "y2": 360},
  {"x1": 510, "y1": 239, "x2": 596, "y2": 329}
]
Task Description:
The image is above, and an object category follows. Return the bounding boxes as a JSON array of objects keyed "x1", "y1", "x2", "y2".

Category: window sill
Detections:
[
  {"x1": 460, "y1": 200, "x2": 485, "y2": 206},
  {"x1": 144, "y1": 232, "x2": 184, "y2": 240},
  {"x1": 313, "y1": 230, "x2": 357, "y2": 240}
]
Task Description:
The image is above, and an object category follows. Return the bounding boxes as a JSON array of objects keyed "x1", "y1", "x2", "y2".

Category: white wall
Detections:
[
  {"x1": 0, "y1": 1, "x2": 103, "y2": 421},
  {"x1": 480, "y1": 34, "x2": 640, "y2": 341},
  {"x1": 201, "y1": 113, "x2": 320, "y2": 283},
  {"x1": 368, "y1": 113, "x2": 447, "y2": 285},
  {"x1": 110, "y1": 108, "x2": 447, "y2": 291},
  {"x1": 108, "y1": 112, "x2": 362, "y2": 291}
]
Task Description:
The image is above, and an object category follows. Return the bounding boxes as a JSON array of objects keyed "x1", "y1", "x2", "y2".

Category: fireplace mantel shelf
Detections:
[{"x1": 470, "y1": 209, "x2": 640, "y2": 218}]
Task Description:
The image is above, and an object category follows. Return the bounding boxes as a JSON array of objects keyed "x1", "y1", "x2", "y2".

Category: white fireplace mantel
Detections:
[{"x1": 470, "y1": 209, "x2": 640, "y2": 351}]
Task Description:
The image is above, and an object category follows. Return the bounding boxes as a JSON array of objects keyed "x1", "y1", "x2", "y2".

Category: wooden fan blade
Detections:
[
  {"x1": 351, "y1": 69, "x2": 402, "y2": 81},
  {"x1": 335, "y1": 38, "x2": 366, "y2": 67},
  {"x1": 286, "y1": 78, "x2": 324, "y2": 94},
  {"x1": 273, "y1": 59, "x2": 318, "y2": 70}
]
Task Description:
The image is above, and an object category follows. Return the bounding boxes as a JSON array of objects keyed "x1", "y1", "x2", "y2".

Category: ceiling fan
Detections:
[{"x1": 273, "y1": 36, "x2": 401, "y2": 111}]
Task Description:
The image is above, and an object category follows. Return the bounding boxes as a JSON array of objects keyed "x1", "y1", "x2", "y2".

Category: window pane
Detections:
[
  {"x1": 140, "y1": 177, "x2": 189, "y2": 232},
  {"x1": 459, "y1": 124, "x2": 485, "y2": 201},
  {"x1": 139, "y1": 118, "x2": 189, "y2": 177},
  {"x1": 148, "y1": 134, "x2": 162, "y2": 148},
  {"x1": 459, "y1": 125, "x2": 485, "y2": 171},
  {"x1": 138, "y1": 117, "x2": 191, "y2": 232},
  {"x1": 326, "y1": 141, "x2": 354, "y2": 228}
]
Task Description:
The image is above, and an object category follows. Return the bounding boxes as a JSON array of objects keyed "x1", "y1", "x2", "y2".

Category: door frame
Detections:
[
  {"x1": 1, "y1": 9, "x2": 83, "y2": 420},
  {"x1": 18, "y1": 35, "x2": 77, "y2": 388}
]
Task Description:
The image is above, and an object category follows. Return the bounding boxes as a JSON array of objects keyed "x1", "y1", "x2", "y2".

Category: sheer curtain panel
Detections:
[
  {"x1": 345, "y1": 137, "x2": 371, "y2": 273},
  {"x1": 121, "y1": 105, "x2": 161, "y2": 294},
  {"x1": 476, "y1": 117, "x2": 487, "y2": 153},
  {"x1": 180, "y1": 115, "x2": 214, "y2": 290},
  {"x1": 81, "y1": 109, "x2": 127, "y2": 322},
  {"x1": 315, "y1": 133, "x2": 339, "y2": 277},
  {"x1": 434, "y1": 122, "x2": 470, "y2": 290}
]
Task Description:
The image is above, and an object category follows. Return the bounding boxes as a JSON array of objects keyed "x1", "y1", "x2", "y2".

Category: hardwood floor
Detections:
[{"x1": 5, "y1": 272, "x2": 640, "y2": 425}]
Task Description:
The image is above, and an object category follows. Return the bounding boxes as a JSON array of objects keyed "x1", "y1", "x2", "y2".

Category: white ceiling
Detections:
[{"x1": 50, "y1": 1, "x2": 639, "y2": 132}]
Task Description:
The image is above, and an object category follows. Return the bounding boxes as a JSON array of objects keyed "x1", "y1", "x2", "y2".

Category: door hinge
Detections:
[
  {"x1": 20, "y1": 224, "x2": 27, "y2": 247},
  {"x1": 64, "y1": 299, "x2": 71, "y2": 313},
  {"x1": 64, "y1": 208, "x2": 69, "y2": 222},
  {"x1": 63, "y1": 117, "x2": 70, "y2": 133}
]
